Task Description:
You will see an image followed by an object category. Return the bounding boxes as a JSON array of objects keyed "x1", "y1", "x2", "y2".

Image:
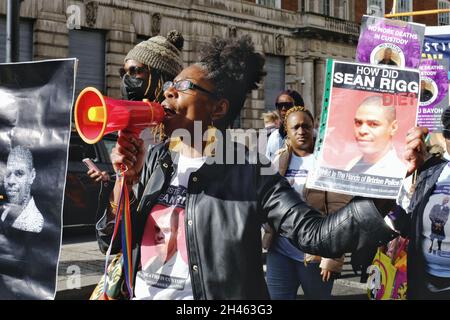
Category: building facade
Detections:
[
  {"x1": 357, "y1": 0, "x2": 450, "y2": 26},
  {"x1": 1, "y1": 0, "x2": 366, "y2": 129}
]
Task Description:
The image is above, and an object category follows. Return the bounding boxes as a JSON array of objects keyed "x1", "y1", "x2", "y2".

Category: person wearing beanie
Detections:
[
  {"x1": 88, "y1": 30, "x2": 184, "y2": 183},
  {"x1": 120, "y1": 30, "x2": 184, "y2": 103}
]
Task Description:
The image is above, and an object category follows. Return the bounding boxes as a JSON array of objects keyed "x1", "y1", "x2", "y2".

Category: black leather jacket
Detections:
[{"x1": 96, "y1": 141, "x2": 396, "y2": 299}]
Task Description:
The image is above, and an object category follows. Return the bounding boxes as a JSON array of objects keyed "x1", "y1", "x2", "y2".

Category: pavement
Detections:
[
  {"x1": 55, "y1": 231, "x2": 368, "y2": 300},
  {"x1": 56, "y1": 233, "x2": 108, "y2": 300}
]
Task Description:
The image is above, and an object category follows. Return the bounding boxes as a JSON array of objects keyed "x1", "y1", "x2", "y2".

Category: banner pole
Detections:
[
  {"x1": 385, "y1": 8, "x2": 450, "y2": 18},
  {"x1": 392, "y1": 0, "x2": 397, "y2": 15},
  {"x1": 5, "y1": 0, "x2": 22, "y2": 63}
]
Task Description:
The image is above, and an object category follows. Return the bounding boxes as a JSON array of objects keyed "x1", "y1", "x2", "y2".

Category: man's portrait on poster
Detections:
[
  {"x1": 420, "y1": 79, "x2": 436, "y2": 105},
  {"x1": 321, "y1": 91, "x2": 414, "y2": 180},
  {"x1": 1, "y1": 146, "x2": 44, "y2": 233},
  {"x1": 371, "y1": 44, "x2": 405, "y2": 67},
  {"x1": 345, "y1": 95, "x2": 406, "y2": 177}
]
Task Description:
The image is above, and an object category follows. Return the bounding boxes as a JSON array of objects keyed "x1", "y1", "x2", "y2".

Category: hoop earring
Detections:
[
  {"x1": 143, "y1": 66, "x2": 152, "y2": 97},
  {"x1": 154, "y1": 77, "x2": 163, "y2": 101}
]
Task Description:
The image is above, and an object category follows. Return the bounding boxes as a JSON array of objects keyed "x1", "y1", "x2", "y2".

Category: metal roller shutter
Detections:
[
  {"x1": 264, "y1": 55, "x2": 285, "y2": 111},
  {"x1": 69, "y1": 29, "x2": 105, "y2": 96},
  {"x1": 0, "y1": 16, "x2": 33, "y2": 62}
]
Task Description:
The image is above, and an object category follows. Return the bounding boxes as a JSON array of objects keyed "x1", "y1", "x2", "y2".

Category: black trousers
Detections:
[{"x1": 419, "y1": 273, "x2": 450, "y2": 300}]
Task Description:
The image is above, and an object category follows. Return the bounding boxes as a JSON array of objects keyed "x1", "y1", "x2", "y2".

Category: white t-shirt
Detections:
[
  {"x1": 422, "y1": 163, "x2": 450, "y2": 277},
  {"x1": 270, "y1": 153, "x2": 314, "y2": 261},
  {"x1": 134, "y1": 154, "x2": 206, "y2": 300},
  {"x1": 265, "y1": 130, "x2": 285, "y2": 161},
  {"x1": 1, "y1": 197, "x2": 43, "y2": 233},
  {"x1": 279, "y1": 153, "x2": 314, "y2": 201},
  {"x1": 346, "y1": 148, "x2": 406, "y2": 179}
]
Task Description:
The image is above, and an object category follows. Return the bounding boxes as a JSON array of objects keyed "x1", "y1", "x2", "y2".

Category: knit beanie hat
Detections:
[{"x1": 125, "y1": 30, "x2": 184, "y2": 78}]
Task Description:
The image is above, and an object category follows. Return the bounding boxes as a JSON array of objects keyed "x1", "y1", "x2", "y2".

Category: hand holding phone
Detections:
[
  {"x1": 83, "y1": 158, "x2": 111, "y2": 183},
  {"x1": 82, "y1": 158, "x2": 101, "y2": 172}
]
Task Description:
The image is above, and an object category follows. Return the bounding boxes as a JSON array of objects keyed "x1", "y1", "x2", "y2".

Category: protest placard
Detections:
[
  {"x1": 307, "y1": 60, "x2": 419, "y2": 199},
  {"x1": 357, "y1": 15, "x2": 425, "y2": 69},
  {"x1": 424, "y1": 25, "x2": 450, "y2": 79},
  {"x1": 418, "y1": 59, "x2": 449, "y2": 132}
]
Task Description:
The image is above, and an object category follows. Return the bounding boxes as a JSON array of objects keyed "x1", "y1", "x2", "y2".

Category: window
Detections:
[
  {"x1": 322, "y1": 0, "x2": 330, "y2": 16},
  {"x1": 396, "y1": 0, "x2": 412, "y2": 22},
  {"x1": 342, "y1": 0, "x2": 349, "y2": 19},
  {"x1": 367, "y1": 0, "x2": 385, "y2": 17},
  {"x1": 256, "y1": 0, "x2": 281, "y2": 9},
  {"x1": 264, "y1": 55, "x2": 285, "y2": 112},
  {"x1": 300, "y1": 0, "x2": 306, "y2": 12},
  {"x1": 333, "y1": 0, "x2": 349, "y2": 19},
  {"x1": 102, "y1": 135, "x2": 117, "y2": 163},
  {"x1": 439, "y1": 0, "x2": 450, "y2": 26},
  {"x1": 68, "y1": 136, "x2": 98, "y2": 162},
  {"x1": 0, "y1": 17, "x2": 33, "y2": 62}
]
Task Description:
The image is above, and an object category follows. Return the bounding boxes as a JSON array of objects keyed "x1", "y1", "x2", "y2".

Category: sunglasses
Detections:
[
  {"x1": 275, "y1": 102, "x2": 295, "y2": 110},
  {"x1": 163, "y1": 80, "x2": 217, "y2": 97},
  {"x1": 119, "y1": 65, "x2": 148, "y2": 78}
]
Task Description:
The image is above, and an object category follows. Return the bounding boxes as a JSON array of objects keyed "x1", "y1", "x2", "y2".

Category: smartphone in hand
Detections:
[{"x1": 82, "y1": 158, "x2": 101, "y2": 172}]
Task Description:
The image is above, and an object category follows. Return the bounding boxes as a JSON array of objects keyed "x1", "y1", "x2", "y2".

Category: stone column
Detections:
[
  {"x1": 302, "y1": 58, "x2": 315, "y2": 114},
  {"x1": 314, "y1": 59, "x2": 326, "y2": 118}
]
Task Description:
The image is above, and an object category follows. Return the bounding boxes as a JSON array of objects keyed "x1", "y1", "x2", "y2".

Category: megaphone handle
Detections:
[{"x1": 119, "y1": 128, "x2": 142, "y2": 140}]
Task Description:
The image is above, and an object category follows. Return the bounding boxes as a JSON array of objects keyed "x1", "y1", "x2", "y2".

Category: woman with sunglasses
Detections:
[
  {"x1": 265, "y1": 90, "x2": 304, "y2": 161},
  {"x1": 95, "y1": 35, "x2": 426, "y2": 300},
  {"x1": 120, "y1": 30, "x2": 184, "y2": 103},
  {"x1": 88, "y1": 30, "x2": 184, "y2": 183}
]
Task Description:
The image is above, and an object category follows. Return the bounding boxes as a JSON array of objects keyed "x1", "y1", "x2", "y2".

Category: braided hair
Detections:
[
  {"x1": 282, "y1": 106, "x2": 315, "y2": 154},
  {"x1": 283, "y1": 106, "x2": 314, "y2": 131},
  {"x1": 197, "y1": 35, "x2": 266, "y2": 129}
]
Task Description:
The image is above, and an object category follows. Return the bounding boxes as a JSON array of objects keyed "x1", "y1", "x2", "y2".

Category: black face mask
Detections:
[{"x1": 120, "y1": 74, "x2": 149, "y2": 101}]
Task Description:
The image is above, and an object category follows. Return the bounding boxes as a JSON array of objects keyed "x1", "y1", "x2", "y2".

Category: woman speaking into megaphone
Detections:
[{"x1": 96, "y1": 35, "x2": 427, "y2": 300}]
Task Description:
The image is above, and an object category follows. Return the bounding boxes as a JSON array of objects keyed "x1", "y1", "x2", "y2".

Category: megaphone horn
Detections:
[{"x1": 74, "y1": 87, "x2": 164, "y2": 144}]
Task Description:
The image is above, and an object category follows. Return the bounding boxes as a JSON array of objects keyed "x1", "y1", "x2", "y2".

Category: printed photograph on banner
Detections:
[
  {"x1": 307, "y1": 60, "x2": 419, "y2": 199},
  {"x1": 421, "y1": 165, "x2": 450, "y2": 274},
  {"x1": 0, "y1": 59, "x2": 75, "y2": 299},
  {"x1": 356, "y1": 15, "x2": 425, "y2": 69},
  {"x1": 418, "y1": 59, "x2": 449, "y2": 133}
]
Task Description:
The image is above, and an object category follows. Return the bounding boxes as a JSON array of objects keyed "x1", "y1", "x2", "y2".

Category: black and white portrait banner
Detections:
[{"x1": 0, "y1": 59, "x2": 76, "y2": 299}]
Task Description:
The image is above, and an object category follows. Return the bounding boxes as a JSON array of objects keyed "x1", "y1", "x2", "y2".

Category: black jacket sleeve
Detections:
[{"x1": 258, "y1": 164, "x2": 397, "y2": 258}]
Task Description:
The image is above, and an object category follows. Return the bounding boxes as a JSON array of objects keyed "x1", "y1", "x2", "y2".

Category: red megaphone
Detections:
[{"x1": 74, "y1": 87, "x2": 165, "y2": 144}]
